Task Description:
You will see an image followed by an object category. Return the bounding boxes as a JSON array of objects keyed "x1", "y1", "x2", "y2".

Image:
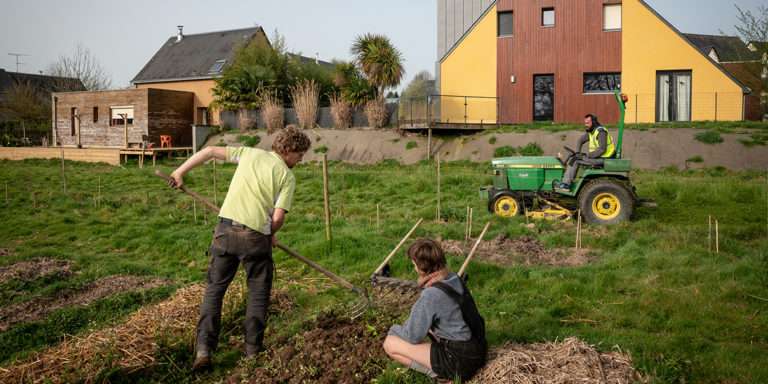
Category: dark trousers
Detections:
[
  {"x1": 196, "y1": 220, "x2": 273, "y2": 352},
  {"x1": 562, "y1": 157, "x2": 604, "y2": 185}
]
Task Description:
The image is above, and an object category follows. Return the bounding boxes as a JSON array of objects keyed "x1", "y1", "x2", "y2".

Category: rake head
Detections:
[{"x1": 347, "y1": 286, "x2": 371, "y2": 320}]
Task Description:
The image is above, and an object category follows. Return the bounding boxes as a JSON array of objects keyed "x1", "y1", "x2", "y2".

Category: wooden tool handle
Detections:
[
  {"x1": 458, "y1": 221, "x2": 491, "y2": 277},
  {"x1": 155, "y1": 170, "x2": 221, "y2": 214},
  {"x1": 373, "y1": 218, "x2": 424, "y2": 276},
  {"x1": 154, "y1": 170, "x2": 365, "y2": 296}
]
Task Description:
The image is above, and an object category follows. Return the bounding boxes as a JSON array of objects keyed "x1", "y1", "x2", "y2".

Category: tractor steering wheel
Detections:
[{"x1": 561, "y1": 146, "x2": 580, "y2": 166}]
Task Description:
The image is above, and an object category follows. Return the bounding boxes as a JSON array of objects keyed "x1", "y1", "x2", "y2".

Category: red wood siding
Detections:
[{"x1": 497, "y1": 0, "x2": 622, "y2": 123}]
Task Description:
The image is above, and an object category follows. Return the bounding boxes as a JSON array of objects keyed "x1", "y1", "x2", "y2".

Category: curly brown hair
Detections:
[
  {"x1": 272, "y1": 125, "x2": 311, "y2": 155},
  {"x1": 407, "y1": 239, "x2": 446, "y2": 274}
]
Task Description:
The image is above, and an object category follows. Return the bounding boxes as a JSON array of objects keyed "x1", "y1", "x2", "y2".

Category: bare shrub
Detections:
[
  {"x1": 330, "y1": 94, "x2": 352, "y2": 129},
  {"x1": 261, "y1": 93, "x2": 284, "y2": 134},
  {"x1": 290, "y1": 80, "x2": 319, "y2": 129},
  {"x1": 364, "y1": 97, "x2": 389, "y2": 128}
]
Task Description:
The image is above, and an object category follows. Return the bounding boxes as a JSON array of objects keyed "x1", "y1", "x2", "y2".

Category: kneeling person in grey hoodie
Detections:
[{"x1": 383, "y1": 239, "x2": 487, "y2": 382}]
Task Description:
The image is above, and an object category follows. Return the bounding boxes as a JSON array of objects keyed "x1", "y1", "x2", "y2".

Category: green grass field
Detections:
[{"x1": 0, "y1": 158, "x2": 766, "y2": 383}]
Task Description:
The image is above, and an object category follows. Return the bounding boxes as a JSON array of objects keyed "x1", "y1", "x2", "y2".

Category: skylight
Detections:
[{"x1": 208, "y1": 59, "x2": 226, "y2": 74}]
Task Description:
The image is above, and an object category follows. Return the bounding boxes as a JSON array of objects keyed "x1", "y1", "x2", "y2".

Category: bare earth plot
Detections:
[
  {"x1": 442, "y1": 234, "x2": 592, "y2": 267},
  {"x1": 0, "y1": 258, "x2": 73, "y2": 284}
]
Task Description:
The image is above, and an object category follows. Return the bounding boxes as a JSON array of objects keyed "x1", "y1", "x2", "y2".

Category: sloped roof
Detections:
[
  {"x1": 684, "y1": 33, "x2": 760, "y2": 62},
  {"x1": 287, "y1": 53, "x2": 335, "y2": 70},
  {"x1": 748, "y1": 41, "x2": 768, "y2": 52},
  {"x1": 0, "y1": 68, "x2": 85, "y2": 97},
  {"x1": 132, "y1": 27, "x2": 264, "y2": 84},
  {"x1": 721, "y1": 62, "x2": 763, "y2": 92}
]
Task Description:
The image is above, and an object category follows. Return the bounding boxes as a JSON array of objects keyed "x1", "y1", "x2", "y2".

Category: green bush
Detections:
[
  {"x1": 694, "y1": 130, "x2": 723, "y2": 144},
  {"x1": 405, "y1": 141, "x2": 418, "y2": 150},
  {"x1": 314, "y1": 145, "x2": 328, "y2": 154},
  {"x1": 738, "y1": 133, "x2": 768, "y2": 147},
  {"x1": 518, "y1": 142, "x2": 544, "y2": 156},
  {"x1": 494, "y1": 146, "x2": 517, "y2": 157},
  {"x1": 488, "y1": 136, "x2": 497, "y2": 145},
  {"x1": 237, "y1": 135, "x2": 261, "y2": 147},
  {"x1": 686, "y1": 155, "x2": 704, "y2": 163}
]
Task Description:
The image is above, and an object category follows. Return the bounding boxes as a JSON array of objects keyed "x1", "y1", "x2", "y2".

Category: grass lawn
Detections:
[{"x1": 0, "y1": 158, "x2": 766, "y2": 383}]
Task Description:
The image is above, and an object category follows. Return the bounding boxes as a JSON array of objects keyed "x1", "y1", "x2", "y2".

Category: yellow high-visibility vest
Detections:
[{"x1": 588, "y1": 127, "x2": 615, "y2": 158}]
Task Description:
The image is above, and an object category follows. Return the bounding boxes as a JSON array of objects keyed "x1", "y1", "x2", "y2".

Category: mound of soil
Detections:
[
  {"x1": 236, "y1": 310, "x2": 401, "y2": 384},
  {"x1": 470, "y1": 337, "x2": 640, "y2": 384},
  {"x1": 442, "y1": 235, "x2": 591, "y2": 267},
  {"x1": 0, "y1": 275, "x2": 167, "y2": 331},
  {"x1": 0, "y1": 258, "x2": 72, "y2": 284}
]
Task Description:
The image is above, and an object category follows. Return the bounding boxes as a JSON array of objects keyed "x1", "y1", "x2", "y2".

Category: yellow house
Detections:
[
  {"x1": 132, "y1": 26, "x2": 269, "y2": 126},
  {"x1": 436, "y1": 0, "x2": 751, "y2": 124}
]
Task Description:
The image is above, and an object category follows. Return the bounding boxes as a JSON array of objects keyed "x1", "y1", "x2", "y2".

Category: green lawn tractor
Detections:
[{"x1": 481, "y1": 92, "x2": 651, "y2": 225}]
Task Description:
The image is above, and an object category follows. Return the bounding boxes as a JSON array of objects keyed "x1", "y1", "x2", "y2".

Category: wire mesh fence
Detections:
[{"x1": 398, "y1": 95, "x2": 499, "y2": 128}]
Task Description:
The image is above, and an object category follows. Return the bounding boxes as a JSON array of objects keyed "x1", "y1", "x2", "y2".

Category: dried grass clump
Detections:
[
  {"x1": 290, "y1": 80, "x2": 319, "y2": 129},
  {"x1": 0, "y1": 281, "x2": 247, "y2": 383},
  {"x1": 364, "y1": 96, "x2": 389, "y2": 128},
  {"x1": 470, "y1": 337, "x2": 642, "y2": 384},
  {"x1": 261, "y1": 93, "x2": 284, "y2": 134},
  {"x1": 330, "y1": 94, "x2": 352, "y2": 129}
]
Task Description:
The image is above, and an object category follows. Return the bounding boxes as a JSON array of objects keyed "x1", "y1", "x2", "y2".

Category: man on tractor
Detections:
[{"x1": 557, "y1": 114, "x2": 615, "y2": 191}]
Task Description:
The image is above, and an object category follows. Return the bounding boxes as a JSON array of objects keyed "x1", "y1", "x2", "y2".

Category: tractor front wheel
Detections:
[
  {"x1": 492, "y1": 194, "x2": 523, "y2": 217},
  {"x1": 577, "y1": 180, "x2": 634, "y2": 225}
]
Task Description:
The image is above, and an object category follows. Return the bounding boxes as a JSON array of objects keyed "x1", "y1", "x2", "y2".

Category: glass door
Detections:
[
  {"x1": 533, "y1": 74, "x2": 555, "y2": 121},
  {"x1": 657, "y1": 71, "x2": 691, "y2": 122}
]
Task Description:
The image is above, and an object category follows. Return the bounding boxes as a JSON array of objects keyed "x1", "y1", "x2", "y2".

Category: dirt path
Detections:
[
  {"x1": 0, "y1": 275, "x2": 167, "y2": 331},
  {"x1": 210, "y1": 128, "x2": 768, "y2": 170},
  {"x1": 0, "y1": 258, "x2": 72, "y2": 285},
  {"x1": 442, "y1": 235, "x2": 592, "y2": 267}
]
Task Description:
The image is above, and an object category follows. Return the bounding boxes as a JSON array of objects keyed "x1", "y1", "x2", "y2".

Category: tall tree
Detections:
[
  {"x1": 351, "y1": 34, "x2": 405, "y2": 97},
  {"x1": 0, "y1": 81, "x2": 50, "y2": 143},
  {"x1": 47, "y1": 44, "x2": 112, "y2": 91},
  {"x1": 733, "y1": 4, "x2": 768, "y2": 120}
]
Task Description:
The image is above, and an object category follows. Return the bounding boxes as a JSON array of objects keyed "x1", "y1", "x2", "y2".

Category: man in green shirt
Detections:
[{"x1": 168, "y1": 126, "x2": 311, "y2": 371}]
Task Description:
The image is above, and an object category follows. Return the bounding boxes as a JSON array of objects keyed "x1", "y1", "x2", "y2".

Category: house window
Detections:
[
  {"x1": 208, "y1": 59, "x2": 226, "y2": 74},
  {"x1": 93, "y1": 107, "x2": 98, "y2": 123},
  {"x1": 542, "y1": 8, "x2": 555, "y2": 27},
  {"x1": 584, "y1": 73, "x2": 621, "y2": 94},
  {"x1": 110, "y1": 106, "x2": 134, "y2": 126},
  {"x1": 603, "y1": 4, "x2": 622, "y2": 31},
  {"x1": 498, "y1": 11, "x2": 514, "y2": 36}
]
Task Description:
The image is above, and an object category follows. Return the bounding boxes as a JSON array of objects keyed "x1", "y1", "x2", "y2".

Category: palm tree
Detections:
[{"x1": 350, "y1": 34, "x2": 405, "y2": 97}]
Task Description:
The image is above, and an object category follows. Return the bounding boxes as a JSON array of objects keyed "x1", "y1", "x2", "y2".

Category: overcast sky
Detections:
[{"x1": 0, "y1": 0, "x2": 765, "y2": 90}]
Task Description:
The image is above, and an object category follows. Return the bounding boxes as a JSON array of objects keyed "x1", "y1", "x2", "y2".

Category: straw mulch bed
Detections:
[
  {"x1": 0, "y1": 281, "x2": 248, "y2": 383},
  {"x1": 470, "y1": 337, "x2": 643, "y2": 384}
]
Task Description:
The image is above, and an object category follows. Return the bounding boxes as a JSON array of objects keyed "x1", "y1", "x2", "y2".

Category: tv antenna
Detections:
[{"x1": 8, "y1": 53, "x2": 31, "y2": 72}]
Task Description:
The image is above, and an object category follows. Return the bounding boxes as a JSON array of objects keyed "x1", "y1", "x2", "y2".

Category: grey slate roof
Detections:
[
  {"x1": 132, "y1": 27, "x2": 264, "y2": 84},
  {"x1": 0, "y1": 68, "x2": 85, "y2": 99},
  {"x1": 684, "y1": 33, "x2": 760, "y2": 62}
]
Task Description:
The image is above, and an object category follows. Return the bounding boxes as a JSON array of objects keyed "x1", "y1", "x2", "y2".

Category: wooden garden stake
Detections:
[
  {"x1": 708, "y1": 215, "x2": 712, "y2": 252},
  {"x1": 427, "y1": 128, "x2": 432, "y2": 161},
  {"x1": 60, "y1": 146, "x2": 67, "y2": 194},
  {"x1": 193, "y1": 200, "x2": 198, "y2": 223},
  {"x1": 436, "y1": 153, "x2": 441, "y2": 222},
  {"x1": 465, "y1": 206, "x2": 470, "y2": 241},
  {"x1": 322, "y1": 154, "x2": 332, "y2": 242},
  {"x1": 469, "y1": 208, "x2": 473, "y2": 239},
  {"x1": 575, "y1": 209, "x2": 582, "y2": 251},
  {"x1": 715, "y1": 219, "x2": 719, "y2": 254},
  {"x1": 376, "y1": 203, "x2": 380, "y2": 233}
]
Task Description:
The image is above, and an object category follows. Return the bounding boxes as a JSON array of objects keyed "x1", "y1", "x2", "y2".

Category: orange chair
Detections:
[{"x1": 160, "y1": 135, "x2": 172, "y2": 148}]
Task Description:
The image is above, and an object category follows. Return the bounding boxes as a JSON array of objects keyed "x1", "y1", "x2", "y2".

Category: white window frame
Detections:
[
  {"x1": 603, "y1": 4, "x2": 622, "y2": 31},
  {"x1": 110, "y1": 106, "x2": 134, "y2": 126}
]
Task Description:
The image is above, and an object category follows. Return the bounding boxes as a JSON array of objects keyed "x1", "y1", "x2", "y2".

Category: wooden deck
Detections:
[
  {"x1": 0, "y1": 147, "x2": 121, "y2": 165},
  {"x1": 0, "y1": 146, "x2": 193, "y2": 167},
  {"x1": 119, "y1": 147, "x2": 193, "y2": 168}
]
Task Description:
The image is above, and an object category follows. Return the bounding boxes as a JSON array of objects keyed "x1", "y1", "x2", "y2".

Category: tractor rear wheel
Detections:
[
  {"x1": 577, "y1": 179, "x2": 634, "y2": 225},
  {"x1": 492, "y1": 194, "x2": 523, "y2": 217}
]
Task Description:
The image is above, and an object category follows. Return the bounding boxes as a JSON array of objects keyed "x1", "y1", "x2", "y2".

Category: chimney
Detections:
[{"x1": 176, "y1": 25, "x2": 184, "y2": 42}]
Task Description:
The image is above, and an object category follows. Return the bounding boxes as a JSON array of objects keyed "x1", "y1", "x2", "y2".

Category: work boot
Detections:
[
  {"x1": 555, "y1": 182, "x2": 571, "y2": 192},
  {"x1": 192, "y1": 355, "x2": 212, "y2": 372},
  {"x1": 245, "y1": 343, "x2": 263, "y2": 358},
  {"x1": 192, "y1": 348, "x2": 212, "y2": 372}
]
